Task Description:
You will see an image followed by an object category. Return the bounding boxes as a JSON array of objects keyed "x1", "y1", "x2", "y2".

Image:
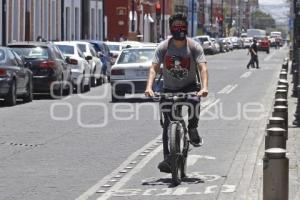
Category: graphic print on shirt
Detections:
[{"x1": 165, "y1": 55, "x2": 191, "y2": 80}]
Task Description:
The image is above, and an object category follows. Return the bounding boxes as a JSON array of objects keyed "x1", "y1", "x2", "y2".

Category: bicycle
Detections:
[{"x1": 154, "y1": 92, "x2": 199, "y2": 186}]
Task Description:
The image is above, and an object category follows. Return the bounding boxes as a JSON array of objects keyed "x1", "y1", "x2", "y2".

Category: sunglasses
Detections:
[{"x1": 171, "y1": 25, "x2": 187, "y2": 32}]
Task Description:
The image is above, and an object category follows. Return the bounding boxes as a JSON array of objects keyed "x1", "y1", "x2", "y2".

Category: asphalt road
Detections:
[{"x1": 0, "y1": 46, "x2": 289, "y2": 200}]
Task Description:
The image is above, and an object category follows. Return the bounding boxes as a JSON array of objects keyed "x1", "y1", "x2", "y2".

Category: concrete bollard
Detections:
[
  {"x1": 279, "y1": 71, "x2": 288, "y2": 80},
  {"x1": 265, "y1": 127, "x2": 287, "y2": 149},
  {"x1": 277, "y1": 85, "x2": 288, "y2": 91},
  {"x1": 267, "y1": 117, "x2": 285, "y2": 130},
  {"x1": 273, "y1": 106, "x2": 288, "y2": 133},
  {"x1": 263, "y1": 148, "x2": 289, "y2": 200},
  {"x1": 275, "y1": 89, "x2": 288, "y2": 100},
  {"x1": 282, "y1": 62, "x2": 288, "y2": 71},
  {"x1": 274, "y1": 98, "x2": 288, "y2": 107},
  {"x1": 278, "y1": 79, "x2": 289, "y2": 90}
]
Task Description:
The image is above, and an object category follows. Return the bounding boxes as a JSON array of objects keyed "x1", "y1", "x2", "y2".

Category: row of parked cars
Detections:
[
  {"x1": 192, "y1": 35, "x2": 247, "y2": 55},
  {"x1": 0, "y1": 40, "x2": 148, "y2": 106},
  {"x1": 1, "y1": 35, "x2": 280, "y2": 106}
]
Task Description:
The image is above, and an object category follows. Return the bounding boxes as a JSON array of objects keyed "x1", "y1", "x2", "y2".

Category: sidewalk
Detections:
[
  {"x1": 245, "y1": 60, "x2": 300, "y2": 200},
  {"x1": 287, "y1": 66, "x2": 300, "y2": 200}
]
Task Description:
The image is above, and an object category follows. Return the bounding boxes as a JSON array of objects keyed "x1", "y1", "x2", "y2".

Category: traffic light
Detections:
[{"x1": 156, "y1": 3, "x2": 161, "y2": 19}]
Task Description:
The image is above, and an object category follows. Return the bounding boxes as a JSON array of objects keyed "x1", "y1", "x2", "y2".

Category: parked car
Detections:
[
  {"x1": 0, "y1": 47, "x2": 33, "y2": 106},
  {"x1": 104, "y1": 41, "x2": 126, "y2": 65},
  {"x1": 193, "y1": 35, "x2": 218, "y2": 55},
  {"x1": 254, "y1": 36, "x2": 270, "y2": 53},
  {"x1": 110, "y1": 47, "x2": 158, "y2": 102},
  {"x1": 218, "y1": 38, "x2": 230, "y2": 52},
  {"x1": 229, "y1": 37, "x2": 243, "y2": 49},
  {"x1": 224, "y1": 38, "x2": 234, "y2": 51},
  {"x1": 54, "y1": 41, "x2": 92, "y2": 93},
  {"x1": 73, "y1": 41, "x2": 103, "y2": 86},
  {"x1": 211, "y1": 38, "x2": 222, "y2": 53},
  {"x1": 85, "y1": 40, "x2": 112, "y2": 82},
  {"x1": 8, "y1": 42, "x2": 72, "y2": 97}
]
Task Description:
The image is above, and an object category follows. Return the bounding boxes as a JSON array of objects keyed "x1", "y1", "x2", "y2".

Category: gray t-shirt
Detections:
[{"x1": 152, "y1": 38, "x2": 206, "y2": 90}]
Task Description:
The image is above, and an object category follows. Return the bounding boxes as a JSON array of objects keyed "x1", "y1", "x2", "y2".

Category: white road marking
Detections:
[
  {"x1": 75, "y1": 135, "x2": 162, "y2": 200},
  {"x1": 225, "y1": 84, "x2": 238, "y2": 94},
  {"x1": 264, "y1": 50, "x2": 277, "y2": 62},
  {"x1": 187, "y1": 155, "x2": 216, "y2": 167},
  {"x1": 76, "y1": 99, "x2": 221, "y2": 200},
  {"x1": 218, "y1": 85, "x2": 232, "y2": 94},
  {"x1": 97, "y1": 146, "x2": 163, "y2": 200},
  {"x1": 240, "y1": 71, "x2": 252, "y2": 78}
]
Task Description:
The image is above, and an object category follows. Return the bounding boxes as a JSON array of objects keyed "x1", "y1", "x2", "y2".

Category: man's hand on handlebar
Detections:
[
  {"x1": 197, "y1": 88, "x2": 208, "y2": 97},
  {"x1": 145, "y1": 88, "x2": 155, "y2": 97}
]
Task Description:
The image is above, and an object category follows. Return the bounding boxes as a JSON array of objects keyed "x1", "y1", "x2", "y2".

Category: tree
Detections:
[{"x1": 251, "y1": 10, "x2": 276, "y2": 29}]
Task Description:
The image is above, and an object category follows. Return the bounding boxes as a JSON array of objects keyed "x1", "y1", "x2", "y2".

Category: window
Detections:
[
  {"x1": 65, "y1": 7, "x2": 71, "y2": 40},
  {"x1": 0, "y1": 49, "x2": 6, "y2": 62},
  {"x1": 89, "y1": 45, "x2": 97, "y2": 57},
  {"x1": 116, "y1": 7, "x2": 127, "y2": 16},
  {"x1": 52, "y1": 46, "x2": 64, "y2": 60},
  {"x1": 51, "y1": 1, "x2": 56, "y2": 40},
  {"x1": 34, "y1": 0, "x2": 41, "y2": 40},
  {"x1": 43, "y1": 0, "x2": 49, "y2": 39},
  {"x1": 10, "y1": 46, "x2": 49, "y2": 59},
  {"x1": 91, "y1": 8, "x2": 96, "y2": 39},
  {"x1": 12, "y1": 51, "x2": 23, "y2": 66},
  {"x1": 78, "y1": 44, "x2": 87, "y2": 53},
  {"x1": 7, "y1": 49, "x2": 18, "y2": 65},
  {"x1": 56, "y1": 45, "x2": 75, "y2": 55},
  {"x1": 13, "y1": 0, "x2": 19, "y2": 41},
  {"x1": 77, "y1": 48, "x2": 85, "y2": 58},
  {"x1": 75, "y1": 7, "x2": 80, "y2": 40}
]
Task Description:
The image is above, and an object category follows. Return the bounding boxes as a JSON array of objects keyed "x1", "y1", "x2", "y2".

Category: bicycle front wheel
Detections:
[{"x1": 169, "y1": 122, "x2": 184, "y2": 186}]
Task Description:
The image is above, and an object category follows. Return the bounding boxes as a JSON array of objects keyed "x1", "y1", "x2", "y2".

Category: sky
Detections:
[
  {"x1": 259, "y1": 0, "x2": 287, "y2": 5},
  {"x1": 258, "y1": 0, "x2": 289, "y2": 26}
]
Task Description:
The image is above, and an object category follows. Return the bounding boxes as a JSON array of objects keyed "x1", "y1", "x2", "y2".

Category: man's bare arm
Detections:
[
  {"x1": 197, "y1": 63, "x2": 208, "y2": 97},
  {"x1": 145, "y1": 63, "x2": 160, "y2": 97}
]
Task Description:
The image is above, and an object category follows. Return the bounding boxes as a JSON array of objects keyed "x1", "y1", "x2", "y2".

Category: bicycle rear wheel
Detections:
[{"x1": 169, "y1": 122, "x2": 185, "y2": 186}]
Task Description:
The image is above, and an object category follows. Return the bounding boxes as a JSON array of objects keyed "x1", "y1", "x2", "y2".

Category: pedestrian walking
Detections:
[{"x1": 247, "y1": 39, "x2": 259, "y2": 69}]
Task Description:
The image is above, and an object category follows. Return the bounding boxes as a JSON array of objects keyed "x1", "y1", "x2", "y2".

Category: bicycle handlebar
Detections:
[{"x1": 153, "y1": 92, "x2": 198, "y2": 102}]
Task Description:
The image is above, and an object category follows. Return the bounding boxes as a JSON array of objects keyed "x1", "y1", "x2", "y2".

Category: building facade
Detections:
[{"x1": 0, "y1": 0, "x2": 104, "y2": 46}]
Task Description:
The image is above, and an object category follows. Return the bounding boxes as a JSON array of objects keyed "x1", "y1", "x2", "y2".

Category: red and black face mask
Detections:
[{"x1": 170, "y1": 24, "x2": 187, "y2": 41}]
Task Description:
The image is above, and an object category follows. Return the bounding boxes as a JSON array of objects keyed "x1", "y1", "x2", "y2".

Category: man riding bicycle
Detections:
[{"x1": 145, "y1": 13, "x2": 209, "y2": 173}]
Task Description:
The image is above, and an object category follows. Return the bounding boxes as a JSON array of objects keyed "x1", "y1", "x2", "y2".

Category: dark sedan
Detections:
[
  {"x1": 0, "y1": 47, "x2": 33, "y2": 106},
  {"x1": 8, "y1": 42, "x2": 72, "y2": 97}
]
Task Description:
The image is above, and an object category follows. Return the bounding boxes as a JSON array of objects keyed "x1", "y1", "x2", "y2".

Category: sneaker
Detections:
[
  {"x1": 157, "y1": 157, "x2": 171, "y2": 173},
  {"x1": 188, "y1": 128, "x2": 203, "y2": 147}
]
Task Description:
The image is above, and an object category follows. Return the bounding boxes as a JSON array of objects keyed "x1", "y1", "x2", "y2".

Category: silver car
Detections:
[{"x1": 110, "y1": 47, "x2": 158, "y2": 102}]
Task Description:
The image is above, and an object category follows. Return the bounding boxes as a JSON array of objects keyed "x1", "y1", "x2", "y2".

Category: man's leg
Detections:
[
  {"x1": 255, "y1": 56, "x2": 259, "y2": 68},
  {"x1": 187, "y1": 97, "x2": 202, "y2": 146},
  {"x1": 158, "y1": 100, "x2": 172, "y2": 173}
]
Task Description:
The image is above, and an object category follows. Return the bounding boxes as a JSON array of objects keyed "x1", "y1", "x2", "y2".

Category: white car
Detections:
[
  {"x1": 243, "y1": 37, "x2": 253, "y2": 48},
  {"x1": 110, "y1": 47, "x2": 159, "y2": 102},
  {"x1": 105, "y1": 41, "x2": 126, "y2": 65},
  {"x1": 193, "y1": 35, "x2": 217, "y2": 55},
  {"x1": 73, "y1": 41, "x2": 103, "y2": 86},
  {"x1": 54, "y1": 41, "x2": 92, "y2": 93}
]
